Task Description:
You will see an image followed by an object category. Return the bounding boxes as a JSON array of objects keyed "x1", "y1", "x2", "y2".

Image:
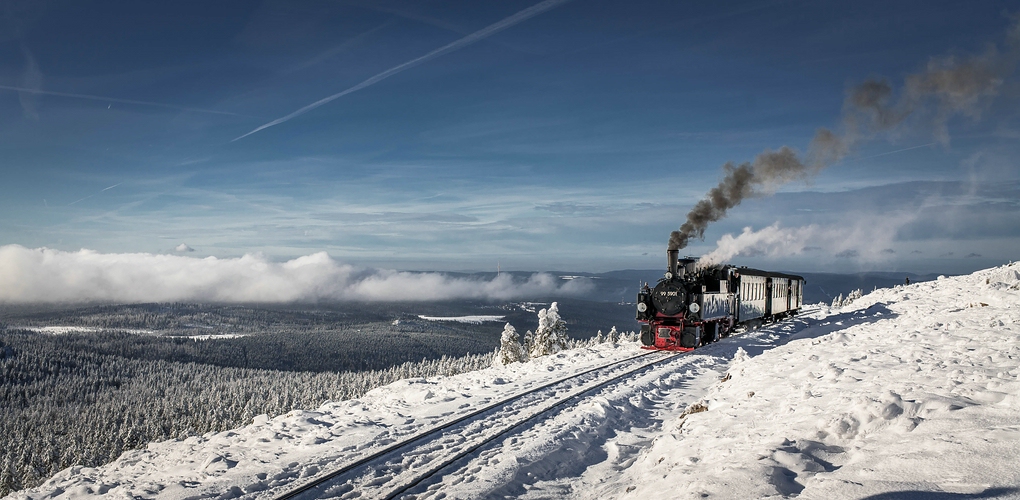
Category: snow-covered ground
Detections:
[
  {"x1": 165, "y1": 334, "x2": 248, "y2": 341},
  {"x1": 416, "y1": 315, "x2": 506, "y2": 324},
  {"x1": 9, "y1": 263, "x2": 1020, "y2": 499},
  {"x1": 13, "y1": 326, "x2": 156, "y2": 335}
]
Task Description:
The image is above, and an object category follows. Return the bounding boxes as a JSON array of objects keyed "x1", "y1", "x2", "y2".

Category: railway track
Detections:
[
  {"x1": 267, "y1": 349, "x2": 682, "y2": 500},
  {"x1": 261, "y1": 311, "x2": 818, "y2": 499}
]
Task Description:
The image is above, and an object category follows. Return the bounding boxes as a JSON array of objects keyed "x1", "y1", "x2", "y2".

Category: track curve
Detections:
[{"x1": 268, "y1": 350, "x2": 677, "y2": 500}]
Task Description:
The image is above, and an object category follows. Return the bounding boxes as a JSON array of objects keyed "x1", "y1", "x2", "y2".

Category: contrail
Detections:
[
  {"x1": 0, "y1": 85, "x2": 253, "y2": 117},
  {"x1": 233, "y1": 0, "x2": 572, "y2": 142},
  {"x1": 858, "y1": 142, "x2": 936, "y2": 160},
  {"x1": 68, "y1": 182, "x2": 123, "y2": 206}
]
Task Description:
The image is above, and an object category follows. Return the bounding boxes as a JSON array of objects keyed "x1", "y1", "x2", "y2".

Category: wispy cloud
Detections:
[
  {"x1": 233, "y1": 0, "x2": 572, "y2": 141},
  {"x1": 0, "y1": 85, "x2": 254, "y2": 117},
  {"x1": 285, "y1": 21, "x2": 394, "y2": 74},
  {"x1": 18, "y1": 45, "x2": 42, "y2": 120},
  {"x1": 0, "y1": 245, "x2": 592, "y2": 303}
]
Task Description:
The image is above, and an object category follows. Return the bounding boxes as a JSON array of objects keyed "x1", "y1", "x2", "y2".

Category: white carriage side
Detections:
[
  {"x1": 701, "y1": 292, "x2": 732, "y2": 321},
  {"x1": 771, "y1": 276, "x2": 790, "y2": 315},
  {"x1": 737, "y1": 274, "x2": 767, "y2": 322}
]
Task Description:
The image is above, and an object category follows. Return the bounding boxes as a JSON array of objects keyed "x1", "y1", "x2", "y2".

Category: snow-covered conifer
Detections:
[
  {"x1": 529, "y1": 302, "x2": 569, "y2": 358},
  {"x1": 494, "y1": 323, "x2": 528, "y2": 366},
  {"x1": 607, "y1": 326, "x2": 619, "y2": 343},
  {"x1": 594, "y1": 330, "x2": 604, "y2": 344}
]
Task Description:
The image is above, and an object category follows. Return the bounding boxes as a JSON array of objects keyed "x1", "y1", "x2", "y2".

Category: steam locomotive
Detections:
[{"x1": 635, "y1": 249, "x2": 805, "y2": 350}]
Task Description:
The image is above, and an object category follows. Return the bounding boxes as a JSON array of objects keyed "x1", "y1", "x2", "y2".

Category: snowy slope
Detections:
[
  {"x1": 8, "y1": 263, "x2": 1020, "y2": 499},
  {"x1": 562, "y1": 264, "x2": 1020, "y2": 499}
]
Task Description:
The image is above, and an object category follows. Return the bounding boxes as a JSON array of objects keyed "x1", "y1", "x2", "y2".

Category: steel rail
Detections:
[
  {"x1": 380, "y1": 350, "x2": 683, "y2": 499},
  {"x1": 270, "y1": 307, "x2": 812, "y2": 499},
  {"x1": 271, "y1": 349, "x2": 663, "y2": 500}
]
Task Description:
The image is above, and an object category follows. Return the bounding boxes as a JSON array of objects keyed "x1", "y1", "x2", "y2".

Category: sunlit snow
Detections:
[
  {"x1": 417, "y1": 315, "x2": 506, "y2": 324},
  {"x1": 10, "y1": 263, "x2": 1020, "y2": 499}
]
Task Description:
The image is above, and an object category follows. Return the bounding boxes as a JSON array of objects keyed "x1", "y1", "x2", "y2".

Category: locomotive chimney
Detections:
[{"x1": 667, "y1": 249, "x2": 679, "y2": 278}]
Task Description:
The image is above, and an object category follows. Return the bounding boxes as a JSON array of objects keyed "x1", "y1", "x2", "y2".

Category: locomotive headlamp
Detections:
[
  {"x1": 637, "y1": 302, "x2": 648, "y2": 312},
  {"x1": 688, "y1": 302, "x2": 700, "y2": 313},
  {"x1": 664, "y1": 272, "x2": 673, "y2": 280}
]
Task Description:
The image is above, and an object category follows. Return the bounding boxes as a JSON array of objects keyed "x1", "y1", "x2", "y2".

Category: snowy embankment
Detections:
[
  {"x1": 610, "y1": 264, "x2": 1020, "y2": 500},
  {"x1": 8, "y1": 264, "x2": 1020, "y2": 499}
]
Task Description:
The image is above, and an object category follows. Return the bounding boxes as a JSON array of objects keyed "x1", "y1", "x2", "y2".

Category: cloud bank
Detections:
[{"x1": 0, "y1": 245, "x2": 592, "y2": 304}]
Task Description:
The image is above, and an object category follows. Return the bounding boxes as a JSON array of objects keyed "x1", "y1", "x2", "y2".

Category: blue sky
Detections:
[{"x1": 1, "y1": 0, "x2": 1018, "y2": 274}]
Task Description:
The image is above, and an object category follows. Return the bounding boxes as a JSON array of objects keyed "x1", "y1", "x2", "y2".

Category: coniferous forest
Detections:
[
  {"x1": 0, "y1": 328, "x2": 495, "y2": 496},
  {"x1": 0, "y1": 301, "x2": 553, "y2": 496},
  {"x1": 0, "y1": 300, "x2": 637, "y2": 495}
]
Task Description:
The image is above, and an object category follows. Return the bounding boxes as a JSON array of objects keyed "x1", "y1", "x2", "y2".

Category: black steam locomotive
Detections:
[{"x1": 635, "y1": 249, "x2": 805, "y2": 351}]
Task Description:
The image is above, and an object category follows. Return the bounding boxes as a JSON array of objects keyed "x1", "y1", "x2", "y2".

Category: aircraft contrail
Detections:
[
  {"x1": 68, "y1": 182, "x2": 123, "y2": 206},
  {"x1": 858, "y1": 142, "x2": 937, "y2": 160},
  {"x1": 0, "y1": 85, "x2": 253, "y2": 117},
  {"x1": 233, "y1": 0, "x2": 572, "y2": 142}
]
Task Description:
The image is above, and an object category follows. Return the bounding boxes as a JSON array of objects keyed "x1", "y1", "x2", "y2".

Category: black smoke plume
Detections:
[{"x1": 668, "y1": 13, "x2": 1019, "y2": 251}]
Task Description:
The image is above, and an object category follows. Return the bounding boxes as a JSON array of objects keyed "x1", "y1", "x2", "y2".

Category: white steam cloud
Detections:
[
  {"x1": 699, "y1": 218, "x2": 914, "y2": 267},
  {"x1": 0, "y1": 245, "x2": 592, "y2": 304}
]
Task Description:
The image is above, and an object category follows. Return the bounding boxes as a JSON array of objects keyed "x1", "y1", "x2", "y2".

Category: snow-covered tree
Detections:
[
  {"x1": 594, "y1": 330, "x2": 604, "y2": 344},
  {"x1": 493, "y1": 323, "x2": 528, "y2": 366},
  {"x1": 832, "y1": 289, "x2": 864, "y2": 308},
  {"x1": 529, "y1": 302, "x2": 569, "y2": 358},
  {"x1": 607, "y1": 326, "x2": 619, "y2": 343},
  {"x1": 523, "y1": 329, "x2": 535, "y2": 354}
]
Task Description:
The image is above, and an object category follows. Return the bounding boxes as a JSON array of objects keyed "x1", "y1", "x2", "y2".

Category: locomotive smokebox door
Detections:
[{"x1": 652, "y1": 281, "x2": 685, "y2": 316}]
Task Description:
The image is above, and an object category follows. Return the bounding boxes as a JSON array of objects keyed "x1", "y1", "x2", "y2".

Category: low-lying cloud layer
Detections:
[{"x1": 0, "y1": 245, "x2": 592, "y2": 304}]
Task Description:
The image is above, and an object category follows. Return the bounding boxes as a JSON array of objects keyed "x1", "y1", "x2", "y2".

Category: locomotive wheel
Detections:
[
  {"x1": 701, "y1": 324, "x2": 716, "y2": 345},
  {"x1": 640, "y1": 326, "x2": 654, "y2": 346}
]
